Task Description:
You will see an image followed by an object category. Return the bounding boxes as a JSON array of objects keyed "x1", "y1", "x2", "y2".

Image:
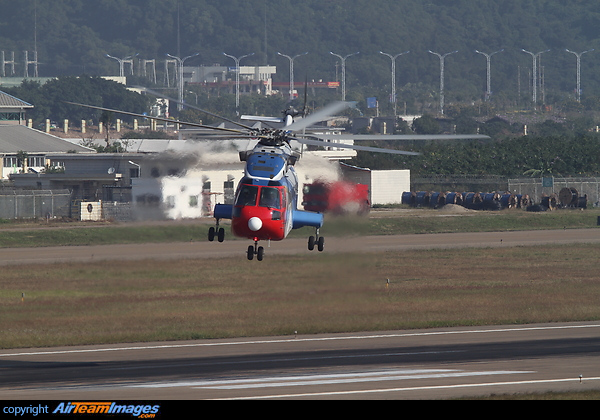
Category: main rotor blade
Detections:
[
  {"x1": 293, "y1": 137, "x2": 420, "y2": 155},
  {"x1": 313, "y1": 134, "x2": 490, "y2": 141},
  {"x1": 65, "y1": 101, "x2": 247, "y2": 135},
  {"x1": 284, "y1": 101, "x2": 352, "y2": 133}
]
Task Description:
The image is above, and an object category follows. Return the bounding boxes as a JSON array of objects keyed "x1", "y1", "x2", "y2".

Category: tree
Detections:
[{"x1": 412, "y1": 114, "x2": 441, "y2": 134}]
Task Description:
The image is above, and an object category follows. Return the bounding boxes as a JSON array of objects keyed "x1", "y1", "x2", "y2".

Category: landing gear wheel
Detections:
[
  {"x1": 208, "y1": 226, "x2": 215, "y2": 242},
  {"x1": 308, "y1": 235, "x2": 315, "y2": 251},
  {"x1": 317, "y1": 236, "x2": 324, "y2": 252},
  {"x1": 217, "y1": 227, "x2": 225, "y2": 242},
  {"x1": 247, "y1": 240, "x2": 264, "y2": 261},
  {"x1": 308, "y1": 228, "x2": 324, "y2": 252}
]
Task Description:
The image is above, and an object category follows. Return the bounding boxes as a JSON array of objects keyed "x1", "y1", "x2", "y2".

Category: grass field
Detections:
[{"x1": 2, "y1": 241, "x2": 600, "y2": 349}]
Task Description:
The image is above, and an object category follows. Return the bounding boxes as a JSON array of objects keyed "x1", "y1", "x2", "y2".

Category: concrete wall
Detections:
[{"x1": 371, "y1": 170, "x2": 410, "y2": 205}]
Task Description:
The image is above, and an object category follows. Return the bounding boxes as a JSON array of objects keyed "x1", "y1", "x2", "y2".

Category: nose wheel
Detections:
[
  {"x1": 247, "y1": 240, "x2": 264, "y2": 261},
  {"x1": 308, "y1": 228, "x2": 324, "y2": 252}
]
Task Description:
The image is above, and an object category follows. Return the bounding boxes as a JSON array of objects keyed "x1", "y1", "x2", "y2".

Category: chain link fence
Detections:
[
  {"x1": 508, "y1": 177, "x2": 600, "y2": 208},
  {"x1": 0, "y1": 189, "x2": 72, "y2": 219},
  {"x1": 410, "y1": 176, "x2": 600, "y2": 209}
]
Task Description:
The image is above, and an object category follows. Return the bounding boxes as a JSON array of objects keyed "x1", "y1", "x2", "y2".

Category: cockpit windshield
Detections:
[
  {"x1": 235, "y1": 185, "x2": 258, "y2": 206},
  {"x1": 259, "y1": 187, "x2": 281, "y2": 208},
  {"x1": 235, "y1": 185, "x2": 281, "y2": 209}
]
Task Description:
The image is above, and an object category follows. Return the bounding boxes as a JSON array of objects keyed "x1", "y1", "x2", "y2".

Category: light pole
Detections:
[
  {"x1": 128, "y1": 160, "x2": 141, "y2": 178},
  {"x1": 475, "y1": 49, "x2": 504, "y2": 101},
  {"x1": 277, "y1": 52, "x2": 308, "y2": 102},
  {"x1": 166, "y1": 52, "x2": 200, "y2": 111},
  {"x1": 428, "y1": 50, "x2": 458, "y2": 115},
  {"x1": 106, "y1": 53, "x2": 137, "y2": 77},
  {"x1": 223, "y1": 52, "x2": 255, "y2": 113},
  {"x1": 521, "y1": 49, "x2": 550, "y2": 106},
  {"x1": 566, "y1": 48, "x2": 594, "y2": 102},
  {"x1": 379, "y1": 50, "x2": 409, "y2": 117},
  {"x1": 329, "y1": 51, "x2": 359, "y2": 101}
]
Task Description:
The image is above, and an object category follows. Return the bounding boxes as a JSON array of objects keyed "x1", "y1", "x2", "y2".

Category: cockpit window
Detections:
[
  {"x1": 259, "y1": 187, "x2": 281, "y2": 208},
  {"x1": 235, "y1": 185, "x2": 258, "y2": 206}
]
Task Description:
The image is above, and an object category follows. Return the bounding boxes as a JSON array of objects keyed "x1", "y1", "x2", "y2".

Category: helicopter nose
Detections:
[{"x1": 248, "y1": 217, "x2": 263, "y2": 232}]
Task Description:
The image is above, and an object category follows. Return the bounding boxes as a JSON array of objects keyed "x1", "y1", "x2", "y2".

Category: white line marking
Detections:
[
  {"x1": 131, "y1": 369, "x2": 460, "y2": 389},
  {"x1": 2, "y1": 323, "x2": 599, "y2": 358},
  {"x1": 221, "y1": 377, "x2": 600, "y2": 400},
  {"x1": 195, "y1": 370, "x2": 534, "y2": 390}
]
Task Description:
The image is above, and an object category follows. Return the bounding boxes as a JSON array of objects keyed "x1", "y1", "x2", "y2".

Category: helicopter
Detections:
[{"x1": 68, "y1": 95, "x2": 488, "y2": 261}]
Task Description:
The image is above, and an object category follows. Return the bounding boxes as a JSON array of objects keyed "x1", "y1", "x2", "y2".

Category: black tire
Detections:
[
  {"x1": 208, "y1": 227, "x2": 215, "y2": 242},
  {"x1": 247, "y1": 245, "x2": 254, "y2": 260},
  {"x1": 217, "y1": 227, "x2": 225, "y2": 242},
  {"x1": 308, "y1": 236, "x2": 315, "y2": 251},
  {"x1": 317, "y1": 236, "x2": 325, "y2": 252},
  {"x1": 257, "y1": 246, "x2": 264, "y2": 261}
]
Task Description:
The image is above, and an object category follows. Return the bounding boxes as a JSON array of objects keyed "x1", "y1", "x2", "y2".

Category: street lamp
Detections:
[
  {"x1": 329, "y1": 51, "x2": 359, "y2": 101},
  {"x1": 565, "y1": 49, "x2": 594, "y2": 102},
  {"x1": 428, "y1": 50, "x2": 458, "y2": 115},
  {"x1": 166, "y1": 52, "x2": 200, "y2": 111},
  {"x1": 105, "y1": 53, "x2": 137, "y2": 77},
  {"x1": 475, "y1": 49, "x2": 504, "y2": 101},
  {"x1": 128, "y1": 160, "x2": 141, "y2": 178},
  {"x1": 277, "y1": 52, "x2": 308, "y2": 102},
  {"x1": 379, "y1": 50, "x2": 410, "y2": 117},
  {"x1": 521, "y1": 49, "x2": 550, "y2": 106},
  {"x1": 223, "y1": 52, "x2": 255, "y2": 113}
]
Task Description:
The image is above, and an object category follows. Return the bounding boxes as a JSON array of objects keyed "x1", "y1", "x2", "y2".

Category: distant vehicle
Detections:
[{"x1": 303, "y1": 180, "x2": 370, "y2": 215}]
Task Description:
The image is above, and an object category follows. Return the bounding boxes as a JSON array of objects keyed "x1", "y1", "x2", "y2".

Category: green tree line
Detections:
[
  {"x1": 2, "y1": 77, "x2": 149, "y2": 124},
  {"x1": 350, "y1": 125, "x2": 600, "y2": 177}
]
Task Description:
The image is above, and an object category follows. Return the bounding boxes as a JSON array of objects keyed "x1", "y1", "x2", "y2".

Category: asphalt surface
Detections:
[
  {"x1": 2, "y1": 322, "x2": 600, "y2": 400},
  {"x1": 1, "y1": 227, "x2": 599, "y2": 400}
]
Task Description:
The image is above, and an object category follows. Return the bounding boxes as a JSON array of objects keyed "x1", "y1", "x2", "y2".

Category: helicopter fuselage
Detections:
[{"x1": 213, "y1": 140, "x2": 323, "y2": 246}]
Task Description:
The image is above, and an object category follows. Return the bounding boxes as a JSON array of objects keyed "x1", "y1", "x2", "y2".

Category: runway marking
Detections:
[
  {"x1": 194, "y1": 369, "x2": 534, "y2": 390},
  {"x1": 231, "y1": 376, "x2": 600, "y2": 400},
  {"x1": 2, "y1": 323, "x2": 600, "y2": 358},
  {"x1": 127, "y1": 368, "x2": 533, "y2": 391}
]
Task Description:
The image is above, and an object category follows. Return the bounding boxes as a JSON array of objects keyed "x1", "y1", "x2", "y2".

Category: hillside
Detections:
[{"x1": 2, "y1": 0, "x2": 600, "y2": 111}]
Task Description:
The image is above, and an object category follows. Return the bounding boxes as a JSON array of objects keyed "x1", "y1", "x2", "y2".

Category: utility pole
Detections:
[
  {"x1": 277, "y1": 52, "x2": 308, "y2": 102},
  {"x1": 521, "y1": 49, "x2": 550, "y2": 107},
  {"x1": 106, "y1": 53, "x2": 137, "y2": 78},
  {"x1": 428, "y1": 50, "x2": 458, "y2": 115},
  {"x1": 167, "y1": 52, "x2": 200, "y2": 111},
  {"x1": 379, "y1": 50, "x2": 409, "y2": 117},
  {"x1": 223, "y1": 52, "x2": 254, "y2": 114},
  {"x1": 475, "y1": 49, "x2": 504, "y2": 101},
  {"x1": 329, "y1": 51, "x2": 359, "y2": 101},
  {"x1": 565, "y1": 48, "x2": 594, "y2": 102}
]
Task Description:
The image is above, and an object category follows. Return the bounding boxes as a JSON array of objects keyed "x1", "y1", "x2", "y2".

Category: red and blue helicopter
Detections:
[{"x1": 69, "y1": 97, "x2": 487, "y2": 261}]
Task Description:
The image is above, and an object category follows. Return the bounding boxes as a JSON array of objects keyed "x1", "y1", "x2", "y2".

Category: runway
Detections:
[
  {"x1": 2, "y1": 322, "x2": 600, "y2": 399},
  {"x1": 0, "y1": 227, "x2": 598, "y2": 265},
  {"x1": 1, "y1": 228, "x2": 599, "y2": 400}
]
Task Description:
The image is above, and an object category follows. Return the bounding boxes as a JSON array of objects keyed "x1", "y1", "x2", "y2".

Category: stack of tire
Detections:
[
  {"x1": 402, "y1": 191, "x2": 531, "y2": 211},
  {"x1": 403, "y1": 187, "x2": 587, "y2": 211}
]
